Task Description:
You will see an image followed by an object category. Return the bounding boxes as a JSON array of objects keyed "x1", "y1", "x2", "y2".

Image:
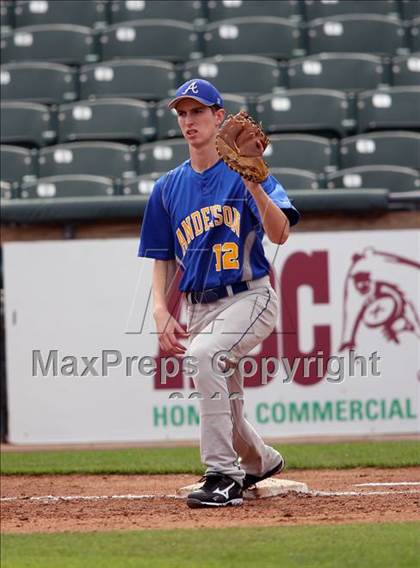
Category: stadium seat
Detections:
[
  {"x1": 155, "y1": 102, "x2": 182, "y2": 139},
  {"x1": 288, "y1": 53, "x2": 390, "y2": 92},
  {"x1": 410, "y1": 17, "x2": 420, "y2": 52},
  {"x1": 307, "y1": 15, "x2": 407, "y2": 56},
  {"x1": 304, "y1": 0, "x2": 400, "y2": 19},
  {"x1": 0, "y1": 144, "x2": 38, "y2": 187},
  {"x1": 400, "y1": 0, "x2": 420, "y2": 20},
  {"x1": 138, "y1": 139, "x2": 189, "y2": 174},
  {"x1": 100, "y1": 20, "x2": 202, "y2": 62},
  {"x1": 79, "y1": 59, "x2": 177, "y2": 101},
  {"x1": 263, "y1": 134, "x2": 337, "y2": 174},
  {"x1": 58, "y1": 99, "x2": 155, "y2": 144},
  {"x1": 0, "y1": 1, "x2": 13, "y2": 32},
  {"x1": 326, "y1": 165, "x2": 420, "y2": 192},
  {"x1": 19, "y1": 175, "x2": 115, "y2": 199},
  {"x1": 1, "y1": 25, "x2": 99, "y2": 65},
  {"x1": 392, "y1": 53, "x2": 420, "y2": 86},
  {"x1": 340, "y1": 131, "x2": 420, "y2": 170},
  {"x1": 1, "y1": 180, "x2": 16, "y2": 200},
  {"x1": 121, "y1": 173, "x2": 163, "y2": 195},
  {"x1": 270, "y1": 168, "x2": 322, "y2": 190},
  {"x1": 256, "y1": 89, "x2": 354, "y2": 137},
  {"x1": 155, "y1": 94, "x2": 250, "y2": 140},
  {"x1": 203, "y1": 17, "x2": 305, "y2": 59},
  {"x1": 39, "y1": 142, "x2": 137, "y2": 182},
  {"x1": 357, "y1": 87, "x2": 420, "y2": 132},
  {"x1": 14, "y1": 0, "x2": 109, "y2": 29},
  {"x1": 288, "y1": 187, "x2": 390, "y2": 211},
  {"x1": 182, "y1": 56, "x2": 284, "y2": 96},
  {"x1": 109, "y1": 0, "x2": 205, "y2": 24},
  {"x1": 155, "y1": 102, "x2": 182, "y2": 140},
  {"x1": 221, "y1": 94, "x2": 251, "y2": 115},
  {"x1": 1, "y1": 101, "x2": 57, "y2": 147},
  {"x1": 0, "y1": 62, "x2": 79, "y2": 104},
  {"x1": 206, "y1": 0, "x2": 302, "y2": 21}
]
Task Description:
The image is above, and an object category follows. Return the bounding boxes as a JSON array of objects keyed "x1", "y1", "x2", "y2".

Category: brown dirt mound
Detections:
[{"x1": 1, "y1": 468, "x2": 419, "y2": 533}]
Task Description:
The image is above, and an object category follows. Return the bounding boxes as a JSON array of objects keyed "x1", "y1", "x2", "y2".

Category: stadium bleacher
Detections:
[
  {"x1": 13, "y1": 0, "x2": 109, "y2": 28},
  {"x1": 263, "y1": 134, "x2": 338, "y2": 174},
  {"x1": 1, "y1": 144, "x2": 38, "y2": 188},
  {"x1": 100, "y1": 20, "x2": 202, "y2": 62},
  {"x1": 392, "y1": 52, "x2": 420, "y2": 86},
  {"x1": 57, "y1": 98, "x2": 155, "y2": 143},
  {"x1": 38, "y1": 141, "x2": 137, "y2": 181},
  {"x1": 339, "y1": 131, "x2": 420, "y2": 169},
  {"x1": 207, "y1": 0, "x2": 303, "y2": 21},
  {"x1": 182, "y1": 55, "x2": 285, "y2": 96},
  {"x1": 1, "y1": 61, "x2": 79, "y2": 104},
  {"x1": 79, "y1": 59, "x2": 177, "y2": 100},
  {"x1": 410, "y1": 16, "x2": 420, "y2": 50},
  {"x1": 1, "y1": 0, "x2": 419, "y2": 222},
  {"x1": 20, "y1": 174, "x2": 115, "y2": 199},
  {"x1": 138, "y1": 138, "x2": 189, "y2": 175},
  {"x1": 255, "y1": 89, "x2": 354, "y2": 137},
  {"x1": 357, "y1": 86, "x2": 420, "y2": 131},
  {"x1": 1, "y1": 100, "x2": 57, "y2": 146},
  {"x1": 1, "y1": 24, "x2": 99, "y2": 65},
  {"x1": 0, "y1": 0, "x2": 14, "y2": 32},
  {"x1": 203, "y1": 17, "x2": 305, "y2": 59},
  {"x1": 304, "y1": 0, "x2": 401, "y2": 19},
  {"x1": 287, "y1": 53, "x2": 390, "y2": 91},
  {"x1": 109, "y1": 0, "x2": 206, "y2": 24}
]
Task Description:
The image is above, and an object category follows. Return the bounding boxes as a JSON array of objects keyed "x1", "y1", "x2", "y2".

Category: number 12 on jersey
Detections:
[{"x1": 212, "y1": 242, "x2": 239, "y2": 271}]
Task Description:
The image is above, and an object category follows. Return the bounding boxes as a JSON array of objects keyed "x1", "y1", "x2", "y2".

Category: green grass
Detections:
[
  {"x1": 2, "y1": 523, "x2": 420, "y2": 568},
  {"x1": 1, "y1": 441, "x2": 420, "y2": 475}
]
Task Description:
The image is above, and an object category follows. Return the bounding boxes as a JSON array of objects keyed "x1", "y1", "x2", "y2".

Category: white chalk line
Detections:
[
  {"x1": 2, "y1": 489, "x2": 420, "y2": 503},
  {"x1": 353, "y1": 482, "x2": 420, "y2": 487},
  {"x1": 0, "y1": 494, "x2": 176, "y2": 503},
  {"x1": 311, "y1": 490, "x2": 420, "y2": 497}
]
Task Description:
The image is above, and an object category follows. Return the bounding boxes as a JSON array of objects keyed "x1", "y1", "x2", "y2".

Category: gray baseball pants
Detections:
[{"x1": 185, "y1": 275, "x2": 282, "y2": 486}]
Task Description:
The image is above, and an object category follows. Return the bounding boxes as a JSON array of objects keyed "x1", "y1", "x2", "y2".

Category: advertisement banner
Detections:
[{"x1": 4, "y1": 229, "x2": 420, "y2": 443}]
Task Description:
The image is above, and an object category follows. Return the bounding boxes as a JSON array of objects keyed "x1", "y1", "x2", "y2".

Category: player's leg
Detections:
[
  {"x1": 219, "y1": 285, "x2": 283, "y2": 479},
  {"x1": 185, "y1": 300, "x2": 246, "y2": 507},
  {"x1": 187, "y1": 303, "x2": 244, "y2": 485},
  {"x1": 228, "y1": 369, "x2": 283, "y2": 480},
  {"x1": 186, "y1": 279, "x2": 280, "y2": 483}
]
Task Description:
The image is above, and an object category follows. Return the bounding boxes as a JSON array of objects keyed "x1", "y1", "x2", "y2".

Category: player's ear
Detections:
[{"x1": 216, "y1": 108, "x2": 225, "y2": 128}]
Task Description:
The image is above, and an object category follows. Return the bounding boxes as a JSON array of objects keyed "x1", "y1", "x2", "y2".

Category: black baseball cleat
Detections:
[
  {"x1": 242, "y1": 455, "x2": 285, "y2": 491},
  {"x1": 186, "y1": 473, "x2": 243, "y2": 508}
]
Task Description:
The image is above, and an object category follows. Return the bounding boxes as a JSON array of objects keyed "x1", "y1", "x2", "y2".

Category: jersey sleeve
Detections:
[
  {"x1": 138, "y1": 176, "x2": 175, "y2": 260},
  {"x1": 246, "y1": 174, "x2": 300, "y2": 227}
]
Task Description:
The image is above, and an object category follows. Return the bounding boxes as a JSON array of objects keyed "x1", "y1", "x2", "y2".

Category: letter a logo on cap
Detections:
[
  {"x1": 182, "y1": 81, "x2": 199, "y2": 95},
  {"x1": 168, "y1": 78, "x2": 224, "y2": 109}
]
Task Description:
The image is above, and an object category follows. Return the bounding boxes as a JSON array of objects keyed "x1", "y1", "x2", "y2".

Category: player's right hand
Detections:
[{"x1": 153, "y1": 309, "x2": 190, "y2": 356}]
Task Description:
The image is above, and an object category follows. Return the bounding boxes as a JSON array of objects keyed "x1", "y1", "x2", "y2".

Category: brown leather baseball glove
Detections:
[{"x1": 216, "y1": 111, "x2": 270, "y2": 183}]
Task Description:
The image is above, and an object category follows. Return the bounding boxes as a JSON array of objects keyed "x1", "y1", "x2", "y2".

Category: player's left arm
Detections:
[{"x1": 243, "y1": 179, "x2": 290, "y2": 245}]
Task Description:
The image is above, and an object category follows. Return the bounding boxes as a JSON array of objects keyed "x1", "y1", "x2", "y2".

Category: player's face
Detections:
[{"x1": 175, "y1": 99, "x2": 224, "y2": 148}]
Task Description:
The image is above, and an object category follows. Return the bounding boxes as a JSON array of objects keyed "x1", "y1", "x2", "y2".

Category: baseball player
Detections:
[{"x1": 138, "y1": 79, "x2": 300, "y2": 508}]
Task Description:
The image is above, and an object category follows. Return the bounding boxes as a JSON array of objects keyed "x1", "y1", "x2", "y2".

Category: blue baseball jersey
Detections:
[{"x1": 138, "y1": 159, "x2": 299, "y2": 292}]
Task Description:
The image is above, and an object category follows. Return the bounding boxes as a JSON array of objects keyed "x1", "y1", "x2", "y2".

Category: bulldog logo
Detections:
[{"x1": 340, "y1": 248, "x2": 420, "y2": 351}]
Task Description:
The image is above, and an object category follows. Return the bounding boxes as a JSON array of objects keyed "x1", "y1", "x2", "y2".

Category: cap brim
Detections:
[{"x1": 167, "y1": 95, "x2": 215, "y2": 109}]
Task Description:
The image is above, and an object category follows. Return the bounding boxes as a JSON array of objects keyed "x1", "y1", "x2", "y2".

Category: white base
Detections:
[{"x1": 176, "y1": 478, "x2": 309, "y2": 500}]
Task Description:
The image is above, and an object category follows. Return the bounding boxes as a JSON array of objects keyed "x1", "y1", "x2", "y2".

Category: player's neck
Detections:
[{"x1": 189, "y1": 144, "x2": 220, "y2": 174}]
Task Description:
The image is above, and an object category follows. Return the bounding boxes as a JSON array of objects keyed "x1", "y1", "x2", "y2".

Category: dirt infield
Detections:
[{"x1": 1, "y1": 468, "x2": 419, "y2": 533}]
